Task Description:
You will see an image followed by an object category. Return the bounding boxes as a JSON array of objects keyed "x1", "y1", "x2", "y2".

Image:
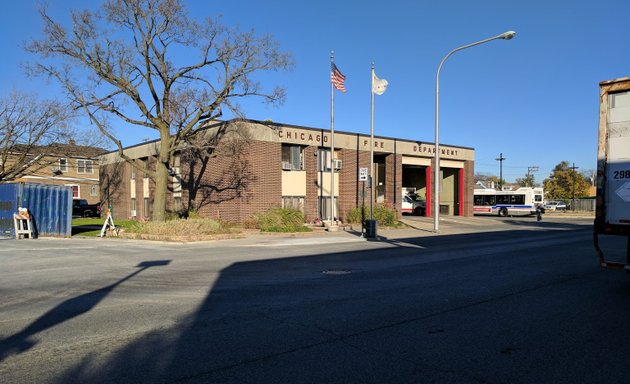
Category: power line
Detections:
[
  {"x1": 476, "y1": 162, "x2": 529, "y2": 169},
  {"x1": 526, "y1": 166, "x2": 539, "y2": 186}
]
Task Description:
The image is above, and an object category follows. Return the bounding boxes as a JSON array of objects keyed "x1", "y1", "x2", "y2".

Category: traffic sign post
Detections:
[{"x1": 359, "y1": 167, "x2": 368, "y2": 182}]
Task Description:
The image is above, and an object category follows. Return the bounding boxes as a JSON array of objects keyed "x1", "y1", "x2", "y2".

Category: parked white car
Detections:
[
  {"x1": 401, "y1": 195, "x2": 426, "y2": 215},
  {"x1": 544, "y1": 201, "x2": 567, "y2": 211}
]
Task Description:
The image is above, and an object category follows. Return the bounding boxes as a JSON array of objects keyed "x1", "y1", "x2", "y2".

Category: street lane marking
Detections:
[
  {"x1": 0, "y1": 246, "x2": 99, "y2": 252},
  {"x1": 250, "y1": 237, "x2": 367, "y2": 247}
]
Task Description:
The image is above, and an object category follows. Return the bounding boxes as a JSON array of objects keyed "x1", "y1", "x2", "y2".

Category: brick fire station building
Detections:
[{"x1": 99, "y1": 119, "x2": 475, "y2": 223}]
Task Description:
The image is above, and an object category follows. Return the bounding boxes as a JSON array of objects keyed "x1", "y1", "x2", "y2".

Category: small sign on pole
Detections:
[{"x1": 359, "y1": 167, "x2": 368, "y2": 182}]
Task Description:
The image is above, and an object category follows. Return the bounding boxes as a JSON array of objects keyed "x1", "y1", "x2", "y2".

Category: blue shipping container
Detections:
[{"x1": 0, "y1": 183, "x2": 73, "y2": 238}]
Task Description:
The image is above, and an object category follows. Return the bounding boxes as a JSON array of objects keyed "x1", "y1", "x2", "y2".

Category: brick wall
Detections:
[
  {"x1": 178, "y1": 140, "x2": 281, "y2": 223},
  {"x1": 463, "y1": 160, "x2": 474, "y2": 217},
  {"x1": 385, "y1": 153, "x2": 403, "y2": 215},
  {"x1": 100, "y1": 161, "x2": 129, "y2": 218},
  {"x1": 338, "y1": 143, "x2": 372, "y2": 222}
]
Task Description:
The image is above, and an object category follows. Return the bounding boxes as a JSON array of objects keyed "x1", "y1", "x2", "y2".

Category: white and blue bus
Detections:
[{"x1": 473, "y1": 187, "x2": 544, "y2": 217}]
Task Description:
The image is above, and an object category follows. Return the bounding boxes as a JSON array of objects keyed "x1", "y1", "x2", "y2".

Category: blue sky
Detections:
[{"x1": 2, "y1": 0, "x2": 629, "y2": 183}]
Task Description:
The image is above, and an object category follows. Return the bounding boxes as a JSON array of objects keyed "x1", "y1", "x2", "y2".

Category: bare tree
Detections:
[
  {"x1": 27, "y1": 0, "x2": 292, "y2": 221},
  {"x1": 178, "y1": 120, "x2": 256, "y2": 215},
  {"x1": 0, "y1": 91, "x2": 73, "y2": 181}
]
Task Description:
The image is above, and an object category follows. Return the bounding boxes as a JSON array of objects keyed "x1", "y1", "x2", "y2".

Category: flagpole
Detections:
[
  {"x1": 330, "y1": 51, "x2": 336, "y2": 226},
  {"x1": 370, "y1": 63, "x2": 375, "y2": 223}
]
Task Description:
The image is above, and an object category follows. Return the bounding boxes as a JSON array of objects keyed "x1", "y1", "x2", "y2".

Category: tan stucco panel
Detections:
[
  {"x1": 281, "y1": 171, "x2": 307, "y2": 196},
  {"x1": 402, "y1": 156, "x2": 431, "y2": 166},
  {"x1": 318, "y1": 172, "x2": 339, "y2": 196}
]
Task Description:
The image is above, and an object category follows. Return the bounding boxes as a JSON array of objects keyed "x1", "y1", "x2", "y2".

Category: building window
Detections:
[
  {"x1": 59, "y1": 158, "x2": 68, "y2": 172},
  {"x1": 282, "y1": 196, "x2": 305, "y2": 212},
  {"x1": 318, "y1": 149, "x2": 340, "y2": 172},
  {"x1": 172, "y1": 166, "x2": 182, "y2": 195},
  {"x1": 143, "y1": 197, "x2": 150, "y2": 218},
  {"x1": 141, "y1": 158, "x2": 149, "y2": 178},
  {"x1": 66, "y1": 185, "x2": 79, "y2": 198},
  {"x1": 281, "y1": 144, "x2": 304, "y2": 171},
  {"x1": 77, "y1": 159, "x2": 93, "y2": 174},
  {"x1": 90, "y1": 184, "x2": 98, "y2": 197},
  {"x1": 131, "y1": 198, "x2": 137, "y2": 217},
  {"x1": 318, "y1": 196, "x2": 339, "y2": 220}
]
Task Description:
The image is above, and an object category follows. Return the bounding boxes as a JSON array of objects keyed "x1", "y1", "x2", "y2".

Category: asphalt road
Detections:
[{"x1": 1, "y1": 216, "x2": 629, "y2": 383}]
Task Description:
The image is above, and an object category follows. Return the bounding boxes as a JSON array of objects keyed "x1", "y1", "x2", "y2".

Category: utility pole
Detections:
[
  {"x1": 571, "y1": 162, "x2": 579, "y2": 211},
  {"x1": 495, "y1": 153, "x2": 506, "y2": 190},
  {"x1": 527, "y1": 166, "x2": 539, "y2": 187}
]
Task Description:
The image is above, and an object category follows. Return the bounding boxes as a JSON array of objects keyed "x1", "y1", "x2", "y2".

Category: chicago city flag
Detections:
[{"x1": 372, "y1": 72, "x2": 388, "y2": 95}]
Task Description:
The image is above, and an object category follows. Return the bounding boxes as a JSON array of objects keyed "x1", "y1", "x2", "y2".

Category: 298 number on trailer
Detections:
[{"x1": 613, "y1": 170, "x2": 630, "y2": 179}]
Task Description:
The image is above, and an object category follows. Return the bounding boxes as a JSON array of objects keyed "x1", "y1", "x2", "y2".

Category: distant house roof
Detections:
[{"x1": 12, "y1": 142, "x2": 108, "y2": 159}]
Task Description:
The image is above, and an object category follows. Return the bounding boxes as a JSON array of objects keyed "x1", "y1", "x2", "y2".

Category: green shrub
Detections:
[
  {"x1": 254, "y1": 208, "x2": 311, "y2": 232},
  {"x1": 373, "y1": 204, "x2": 398, "y2": 227},
  {"x1": 346, "y1": 207, "x2": 366, "y2": 224},
  {"x1": 345, "y1": 204, "x2": 399, "y2": 227}
]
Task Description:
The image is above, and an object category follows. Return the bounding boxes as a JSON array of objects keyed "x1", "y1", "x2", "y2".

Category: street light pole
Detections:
[
  {"x1": 571, "y1": 162, "x2": 579, "y2": 211},
  {"x1": 434, "y1": 30, "x2": 516, "y2": 233}
]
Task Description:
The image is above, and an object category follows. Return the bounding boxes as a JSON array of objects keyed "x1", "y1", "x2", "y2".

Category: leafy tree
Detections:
[
  {"x1": 28, "y1": 0, "x2": 292, "y2": 221},
  {"x1": 515, "y1": 173, "x2": 538, "y2": 188},
  {"x1": 0, "y1": 91, "x2": 74, "y2": 181},
  {"x1": 543, "y1": 161, "x2": 590, "y2": 200}
]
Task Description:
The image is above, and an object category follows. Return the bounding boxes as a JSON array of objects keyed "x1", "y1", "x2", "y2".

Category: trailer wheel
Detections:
[{"x1": 498, "y1": 208, "x2": 508, "y2": 217}]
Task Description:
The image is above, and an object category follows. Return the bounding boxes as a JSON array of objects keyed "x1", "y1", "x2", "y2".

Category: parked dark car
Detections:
[{"x1": 72, "y1": 199, "x2": 101, "y2": 218}]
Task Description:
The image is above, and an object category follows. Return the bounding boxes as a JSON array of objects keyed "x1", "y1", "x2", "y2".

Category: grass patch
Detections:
[
  {"x1": 73, "y1": 217, "x2": 240, "y2": 239},
  {"x1": 72, "y1": 218, "x2": 139, "y2": 237},
  {"x1": 126, "y1": 218, "x2": 236, "y2": 237},
  {"x1": 72, "y1": 209, "x2": 313, "y2": 239}
]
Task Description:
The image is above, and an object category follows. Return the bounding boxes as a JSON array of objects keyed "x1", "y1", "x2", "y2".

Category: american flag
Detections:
[{"x1": 331, "y1": 63, "x2": 346, "y2": 93}]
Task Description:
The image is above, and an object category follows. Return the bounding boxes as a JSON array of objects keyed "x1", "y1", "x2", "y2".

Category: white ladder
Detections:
[{"x1": 13, "y1": 211, "x2": 33, "y2": 239}]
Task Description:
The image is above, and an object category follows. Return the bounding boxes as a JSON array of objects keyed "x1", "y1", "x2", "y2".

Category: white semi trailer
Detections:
[{"x1": 594, "y1": 77, "x2": 630, "y2": 271}]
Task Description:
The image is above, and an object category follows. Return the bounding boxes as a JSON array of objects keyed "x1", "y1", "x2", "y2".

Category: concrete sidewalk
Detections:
[{"x1": 333, "y1": 213, "x2": 594, "y2": 242}]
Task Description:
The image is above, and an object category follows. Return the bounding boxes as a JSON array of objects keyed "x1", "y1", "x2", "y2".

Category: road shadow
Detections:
[
  {"x1": 47, "y1": 223, "x2": 612, "y2": 384},
  {"x1": 499, "y1": 216, "x2": 593, "y2": 230},
  {"x1": 0, "y1": 260, "x2": 170, "y2": 362}
]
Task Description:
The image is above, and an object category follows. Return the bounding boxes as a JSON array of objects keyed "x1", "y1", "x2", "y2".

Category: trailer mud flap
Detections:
[{"x1": 594, "y1": 231, "x2": 630, "y2": 272}]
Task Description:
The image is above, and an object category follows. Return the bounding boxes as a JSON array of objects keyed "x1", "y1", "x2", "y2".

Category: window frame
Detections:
[
  {"x1": 59, "y1": 158, "x2": 68, "y2": 172},
  {"x1": 143, "y1": 197, "x2": 150, "y2": 218},
  {"x1": 66, "y1": 184, "x2": 80, "y2": 198},
  {"x1": 281, "y1": 196, "x2": 306, "y2": 212},
  {"x1": 77, "y1": 159, "x2": 94, "y2": 174},
  {"x1": 281, "y1": 144, "x2": 304, "y2": 171}
]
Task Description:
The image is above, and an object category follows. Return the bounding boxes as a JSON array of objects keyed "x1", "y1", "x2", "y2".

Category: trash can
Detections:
[{"x1": 365, "y1": 219, "x2": 378, "y2": 238}]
